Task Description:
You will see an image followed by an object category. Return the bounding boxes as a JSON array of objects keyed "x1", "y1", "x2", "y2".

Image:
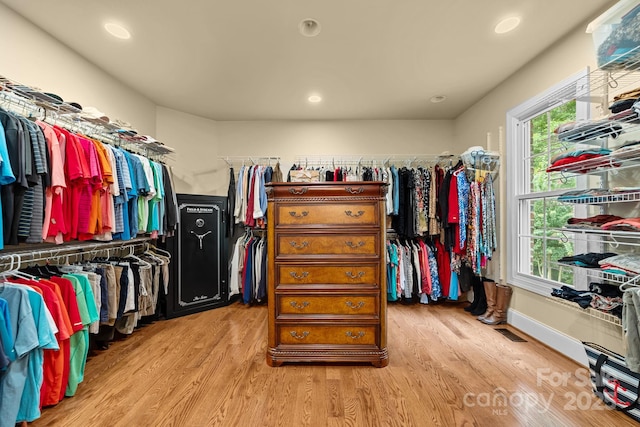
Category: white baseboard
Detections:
[{"x1": 507, "y1": 309, "x2": 588, "y2": 367}]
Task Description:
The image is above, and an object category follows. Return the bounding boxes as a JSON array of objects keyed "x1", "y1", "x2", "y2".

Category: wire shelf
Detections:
[
  {"x1": 599, "y1": 270, "x2": 635, "y2": 283},
  {"x1": 546, "y1": 297, "x2": 622, "y2": 327},
  {"x1": 0, "y1": 237, "x2": 153, "y2": 273},
  {"x1": 556, "y1": 189, "x2": 640, "y2": 204},
  {"x1": 553, "y1": 227, "x2": 640, "y2": 249},
  {"x1": 538, "y1": 46, "x2": 640, "y2": 110},
  {"x1": 0, "y1": 75, "x2": 174, "y2": 160},
  {"x1": 292, "y1": 153, "x2": 457, "y2": 168},
  {"x1": 559, "y1": 227, "x2": 640, "y2": 239},
  {"x1": 547, "y1": 152, "x2": 640, "y2": 176},
  {"x1": 551, "y1": 261, "x2": 635, "y2": 284}
]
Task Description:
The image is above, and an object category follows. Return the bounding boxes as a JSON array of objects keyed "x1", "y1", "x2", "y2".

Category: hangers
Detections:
[
  {"x1": 141, "y1": 242, "x2": 162, "y2": 263},
  {"x1": 124, "y1": 246, "x2": 152, "y2": 268},
  {"x1": 125, "y1": 253, "x2": 152, "y2": 268},
  {"x1": 149, "y1": 245, "x2": 171, "y2": 259},
  {"x1": 621, "y1": 282, "x2": 640, "y2": 292},
  {"x1": 0, "y1": 254, "x2": 17, "y2": 286},
  {"x1": 143, "y1": 249, "x2": 163, "y2": 264},
  {"x1": 621, "y1": 275, "x2": 640, "y2": 292},
  {"x1": 1, "y1": 254, "x2": 39, "y2": 281}
]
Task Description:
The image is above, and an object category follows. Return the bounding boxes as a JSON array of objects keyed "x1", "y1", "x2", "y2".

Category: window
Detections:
[{"x1": 507, "y1": 69, "x2": 590, "y2": 295}]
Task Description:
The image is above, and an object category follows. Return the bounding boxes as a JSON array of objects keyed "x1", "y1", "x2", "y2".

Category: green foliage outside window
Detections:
[{"x1": 528, "y1": 101, "x2": 576, "y2": 284}]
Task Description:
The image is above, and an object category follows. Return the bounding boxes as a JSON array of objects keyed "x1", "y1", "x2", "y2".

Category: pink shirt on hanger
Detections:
[{"x1": 36, "y1": 121, "x2": 67, "y2": 244}]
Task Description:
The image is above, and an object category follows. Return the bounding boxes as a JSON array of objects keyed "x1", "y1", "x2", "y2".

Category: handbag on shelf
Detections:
[
  {"x1": 583, "y1": 341, "x2": 640, "y2": 422},
  {"x1": 289, "y1": 169, "x2": 320, "y2": 183}
]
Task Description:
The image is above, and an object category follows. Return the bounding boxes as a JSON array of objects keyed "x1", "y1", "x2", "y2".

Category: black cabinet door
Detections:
[{"x1": 165, "y1": 194, "x2": 228, "y2": 318}]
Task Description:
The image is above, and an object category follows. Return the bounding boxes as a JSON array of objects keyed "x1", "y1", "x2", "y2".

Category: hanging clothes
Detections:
[
  {"x1": 0, "y1": 106, "x2": 177, "y2": 250},
  {"x1": 0, "y1": 244, "x2": 172, "y2": 425},
  {"x1": 232, "y1": 163, "x2": 276, "y2": 227}
]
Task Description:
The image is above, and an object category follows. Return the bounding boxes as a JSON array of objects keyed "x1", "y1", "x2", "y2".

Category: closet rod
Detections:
[
  {"x1": 218, "y1": 156, "x2": 281, "y2": 166},
  {"x1": 0, "y1": 74, "x2": 174, "y2": 160},
  {"x1": 293, "y1": 154, "x2": 458, "y2": 168},
  {"x1": 0, "y1": 237, "x2": 152, "y2": 273}
]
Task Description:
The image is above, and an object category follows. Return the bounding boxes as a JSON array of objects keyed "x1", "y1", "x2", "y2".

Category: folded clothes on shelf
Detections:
[
  {"x1": 554, "y1": 120, "x2": 623, "y2": 142},
  {"x1": 551, "y1": 286, "x2": 594, "y2": 308},
  {"x1": 599, "y1": 254, "x2": 640, "y2": 275},
  {"x1": 550, "y1": 147, "x2": 612, "y2": 163},
  {"x1": 614, "y1": 87, "x2": 640, "y2": 102},
  {"x1": 590, "y1": 282, "x2": 624, "y2": 298},
  {"x1": 551, "y1": 284, "x2": 623, "y2": 318},
  {"x1": 611, "y1": 142, "x2": 640, "y2": 160},
  {"x1": 567, "y1": 214, "x2": 624, "y2": 228},
  {"x1": 619, "y1": 139, "x2": 640, "y2": 149},
  {"x1": 608, "y1": 107, "x2": 640, "y2": 123},
  {"x1": 591, "y1": 294, "x2": 624, "y2": 318},
  {"x1": 609, "y1": 97, "x2": 638, "y2": 113},
  {"x1": 601, "y1": 217, "x2": 640, "y2": 231},
  {"x1": 546, "y1": 147, "x2": 618, "y2": 173},
  {"x1": 558, "y1": 252, "x2": 618, "y2": 268}
]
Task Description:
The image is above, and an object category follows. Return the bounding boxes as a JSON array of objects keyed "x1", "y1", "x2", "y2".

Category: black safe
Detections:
[{"x1": 164, "y1": 194, "x2": 229, "y2": 318}]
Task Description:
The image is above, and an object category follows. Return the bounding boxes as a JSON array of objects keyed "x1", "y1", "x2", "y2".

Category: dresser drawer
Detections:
[
  {"x1": 277, "y1": 264, "x2": 378, "y2": 286},
  {"x1": 277, "y1": 324, "x2": 377, "y2": 345},
  {"x1": 276, "y1": 203, "x2": 378, "y2": 227},
  {"x1": 276, "y1": 234, "x2": 378, "y2": 257},
  {"x1": 277, "y1": 294, "x2": 378, "y2": 316}
]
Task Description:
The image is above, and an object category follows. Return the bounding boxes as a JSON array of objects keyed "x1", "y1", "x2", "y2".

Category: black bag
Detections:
[{"x1": 584, "y1": 342, "x2": 640, "y2": 422}]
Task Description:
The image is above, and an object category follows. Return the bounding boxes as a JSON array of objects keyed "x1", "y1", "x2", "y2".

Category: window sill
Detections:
[{"x1": 508, "y1": 273, "x2": 559, "y2": 297}]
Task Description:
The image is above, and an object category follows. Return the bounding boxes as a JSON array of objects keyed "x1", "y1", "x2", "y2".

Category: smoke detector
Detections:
[{"x1": 299, "y1": 18, "x2": 321, "y2": 37}]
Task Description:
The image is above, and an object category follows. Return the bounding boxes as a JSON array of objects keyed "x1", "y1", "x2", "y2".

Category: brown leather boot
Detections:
[
  {"x1": 482, "y1": 284, "x2": 513, "y2": 325},
  {"x1": 477, "y1": 280, "x2": 497, "y2": 321}
]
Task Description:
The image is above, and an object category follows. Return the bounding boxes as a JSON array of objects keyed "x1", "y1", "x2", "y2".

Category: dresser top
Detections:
[{"x1": 266, "y1": 181, "x2": 388, "y2": 199}]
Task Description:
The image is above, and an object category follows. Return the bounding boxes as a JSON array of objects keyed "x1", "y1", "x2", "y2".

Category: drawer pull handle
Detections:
[
  {"x1": 289, "y1": 188, "x2": 308, "y2": 195},
  {"x1": 289, "y1": 241, "x2": 309, "y2": 249},
  {"x1": 345, "y1": 187, "x2": 364, "y2": 194},
  {"x1": 289, "y1": 211, "x2": 309, "y2": 218},
  {"x1": 289, "y1": 301, "x2": 310, "y2": 310},
  {"x1": 346, "y1": 331, "x2": 365, "y2": 339},
  {"x1": 345, "y1": 271, "x2": 365, "y2": 279},
  {"x1": 290, "y1": 271, "x2": 309, "y2": 280},
  {"x1": 290, "y1": 331, "x2": 310, "y2": 340},
  {"x1": 345, "y1": 241, "x2": 365, "y2": 248},
  {"x1": 345, "y1": 301, "x2": 365, "y2": 310},
  {"x1": 345, "y1": 210, "x2": 365, "y2": 218}
]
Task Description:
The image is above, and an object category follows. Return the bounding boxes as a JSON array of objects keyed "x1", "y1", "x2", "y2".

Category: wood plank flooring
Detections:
[{"x1": 31, "y1": 301, "x2": 638, "y2": 427}]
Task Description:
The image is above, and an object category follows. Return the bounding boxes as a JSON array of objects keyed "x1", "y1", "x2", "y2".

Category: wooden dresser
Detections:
[{"x1": 265, "y1": 182, "x2": 388, "y2": 367}]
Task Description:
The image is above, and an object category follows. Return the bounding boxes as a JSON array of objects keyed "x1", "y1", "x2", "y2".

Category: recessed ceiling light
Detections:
[
  {"x1": 299, "y1": 18, "x2": 321, "y2": 37},
  {"x1": 494, "y1": 16, "x2": 521, "y2": 34},
  {"x1": 308, "y1": 95, "x2": 322, "y2": 103},
  {"x1": 104, "y1": 22, "x2": 131, "y2": 40},
  {"x1": 430, "y1": 95, "x2": 446, "y2": 103}
]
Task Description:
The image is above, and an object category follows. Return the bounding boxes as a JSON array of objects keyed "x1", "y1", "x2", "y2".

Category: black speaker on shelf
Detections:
[{"x1": 164, "y1": 194, "x2": 229, "y2": 318}]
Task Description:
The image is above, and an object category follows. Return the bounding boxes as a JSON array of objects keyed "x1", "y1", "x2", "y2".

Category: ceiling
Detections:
[{"x1": 2, "y1": 0, "x2": 615, "y2": 121}]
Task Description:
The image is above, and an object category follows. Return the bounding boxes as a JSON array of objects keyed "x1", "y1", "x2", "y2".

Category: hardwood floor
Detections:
[{"x1": 31, "y1": 301, "x2": 638, "y2": 427}]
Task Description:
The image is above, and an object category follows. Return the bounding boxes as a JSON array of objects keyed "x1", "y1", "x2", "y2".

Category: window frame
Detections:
[{"x1": 506, "y1": 68, "x2": 590, "y2": 296}]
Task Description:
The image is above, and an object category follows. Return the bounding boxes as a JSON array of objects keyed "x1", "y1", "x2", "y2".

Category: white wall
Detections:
[
  {"x1": 456, "y1": 19, "x2": 625, "y2": 356},
  {"x1": 0, "y1": 3, "x2": 156, "y2": 135},
  {"x1": 455, "y1": 27, "x2": 597, "y2": 146},
  {"x1": 156, "y1": 104, "x2": 455, "y2": 195}
]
